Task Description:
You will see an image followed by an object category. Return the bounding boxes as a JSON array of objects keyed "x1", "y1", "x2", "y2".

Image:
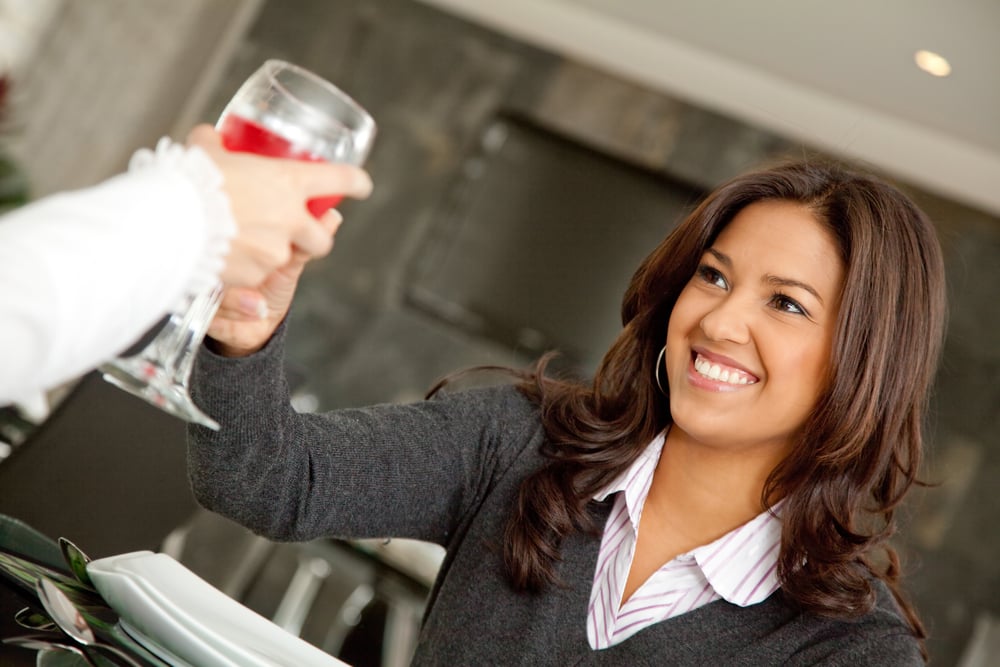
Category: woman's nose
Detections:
[{"x1": 699, "y1": 296, "x2": 751, "y2": 344}]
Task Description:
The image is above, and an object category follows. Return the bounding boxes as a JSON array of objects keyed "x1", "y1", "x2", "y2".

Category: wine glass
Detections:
[{"x1": 100, "y1": 60, "x2": 376, "y2": 429}]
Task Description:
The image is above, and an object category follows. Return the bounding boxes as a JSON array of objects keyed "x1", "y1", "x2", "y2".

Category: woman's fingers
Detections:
[
  {"x1": 189, "y1": 123, "x2": 373, "y2": 204},
  {"x1": 207, "y1": 287, "x2": 283, "y2": 356},
  {"x1": 211, "y1": 287, "x2": 267, "y2": 323},
  {"x1": 297, "y1": 161, "x2": 373, "y2": 201},
  {"x1": 290, "y1": 206, "x2": 342, "y2": 259}
]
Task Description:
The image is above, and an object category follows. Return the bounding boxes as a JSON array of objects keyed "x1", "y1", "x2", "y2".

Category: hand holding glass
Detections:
[{"x1": 101, "y1": 60, "x2": 376, "y2": 429}]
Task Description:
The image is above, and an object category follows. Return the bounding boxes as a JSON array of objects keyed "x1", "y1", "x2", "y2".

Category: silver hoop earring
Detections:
[{"x1": 655, "y1": 346, "x2": 668, "y2": 396}]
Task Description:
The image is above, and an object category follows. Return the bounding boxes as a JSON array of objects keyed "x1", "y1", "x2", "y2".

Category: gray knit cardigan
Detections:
[{"x1": 187, "y1": 326, "x2": 923, "y2": 666}]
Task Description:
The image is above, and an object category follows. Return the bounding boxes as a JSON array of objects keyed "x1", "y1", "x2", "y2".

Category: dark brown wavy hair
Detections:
[{"x1": 499, "y1": 159, "x2": 946, "y2": 644}]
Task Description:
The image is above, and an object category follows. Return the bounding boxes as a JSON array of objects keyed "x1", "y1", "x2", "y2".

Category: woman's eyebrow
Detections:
[
  {"x1": 765, "y1": 275, "x2": 824, "y2": 305},
  {"x1": 706, "y1": 248, "x2": 731, "y2": 266}
]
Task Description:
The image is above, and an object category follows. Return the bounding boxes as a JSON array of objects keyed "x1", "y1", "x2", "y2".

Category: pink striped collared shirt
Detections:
[{"x1": 587, "y1": 432, "x2": 783, "y2": 650}]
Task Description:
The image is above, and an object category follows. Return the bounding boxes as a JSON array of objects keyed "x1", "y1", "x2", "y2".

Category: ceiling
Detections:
[{"x1": 419, "y1": 0, "x2": 1000, "y2": 217}]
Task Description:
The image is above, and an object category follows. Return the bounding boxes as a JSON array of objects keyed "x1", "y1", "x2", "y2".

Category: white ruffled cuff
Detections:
[{"x1": 128, "y1": 137, "x2": 236, "y2": 297}]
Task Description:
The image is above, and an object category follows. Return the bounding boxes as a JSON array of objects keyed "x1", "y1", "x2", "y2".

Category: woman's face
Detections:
[{"x1": 664, "y1": 199, "x2": 845, "y2": 458}]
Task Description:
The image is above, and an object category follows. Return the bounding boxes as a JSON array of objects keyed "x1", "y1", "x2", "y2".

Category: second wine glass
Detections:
[{"x1": 100, "y1": 60, "x2": 376, "y2": 429}]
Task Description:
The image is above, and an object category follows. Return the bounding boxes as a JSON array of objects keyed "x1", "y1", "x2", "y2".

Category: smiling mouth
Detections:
[{"x1": 693, "y1": 353, "x2": 758, "y2": 386}]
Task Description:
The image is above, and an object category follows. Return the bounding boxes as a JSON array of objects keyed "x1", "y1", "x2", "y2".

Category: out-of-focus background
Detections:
[{"x1": 0, "y1": 1, "x2": 998, "y2": 665}]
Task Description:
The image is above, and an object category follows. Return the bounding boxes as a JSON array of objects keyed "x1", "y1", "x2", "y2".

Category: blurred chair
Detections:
[{"x1": 163, "y1": 509, "x2": 440, "y2": 667}]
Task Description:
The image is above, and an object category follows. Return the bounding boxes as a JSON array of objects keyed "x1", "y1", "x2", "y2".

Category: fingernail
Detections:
[{"x1": 239, "y1": 294, "x2": 268, "y2": 320}]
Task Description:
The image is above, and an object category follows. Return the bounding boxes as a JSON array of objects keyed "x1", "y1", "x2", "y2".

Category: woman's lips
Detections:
[{"x1": 687, "y1": 347, "x2": 759, "y2": 391}]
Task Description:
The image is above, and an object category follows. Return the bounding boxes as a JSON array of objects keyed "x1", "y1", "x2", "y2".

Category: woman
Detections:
[{"x1": 189, "y1": 160, "x2": 945, "y2": 664}]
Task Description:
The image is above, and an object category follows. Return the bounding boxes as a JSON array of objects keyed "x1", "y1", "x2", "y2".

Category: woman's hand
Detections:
[
  {"x1": 188, "y1": 124, "x2": 373, "y2": 357},
  {"x1": 186, "y1": 124, "x2": 373, "y2": 288},
  {"x1": 206, "y1": 185, "x2": 349, "y2": 357},
  {"x1": 206, "y1": 248, "x2": 312, "y2": 357}
]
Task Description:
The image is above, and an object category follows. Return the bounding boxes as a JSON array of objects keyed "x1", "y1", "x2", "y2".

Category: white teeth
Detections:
[{"x1": 693, "y1": 353, "x2": 756, "y2": 386}]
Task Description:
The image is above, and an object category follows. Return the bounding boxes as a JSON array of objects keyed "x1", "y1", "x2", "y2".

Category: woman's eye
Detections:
[
  {"x1": 771, "y1": 293, "x2": 807, "y2": 316},
  {"x1": 697, "y1": 265, "x2": 728, "y2": 289}
]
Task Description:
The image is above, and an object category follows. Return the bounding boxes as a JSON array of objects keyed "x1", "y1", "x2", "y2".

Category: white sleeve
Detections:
[{"x1": 0, "y1": 138, "x2": 237, "y2": 407}]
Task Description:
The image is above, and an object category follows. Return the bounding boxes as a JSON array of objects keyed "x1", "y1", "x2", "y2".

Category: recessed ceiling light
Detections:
[{"x1": 914, "y1": 49, "x2": 951, "y2": 77}]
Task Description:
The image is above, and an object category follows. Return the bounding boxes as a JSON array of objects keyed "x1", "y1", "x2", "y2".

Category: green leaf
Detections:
[{"x1": 0, "y1": 151, "x2": 29, "y2": 214}]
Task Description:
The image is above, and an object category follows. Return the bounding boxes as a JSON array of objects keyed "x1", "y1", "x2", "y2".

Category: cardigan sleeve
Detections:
[{"x1": 187, "y1": 322, "x2": 542, "y2": 547}]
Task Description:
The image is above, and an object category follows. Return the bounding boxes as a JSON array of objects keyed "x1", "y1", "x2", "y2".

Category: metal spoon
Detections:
[
  {"x1": 35, "y1": 577, "x2": 143, "y2": 667},
  {"x1": 4, "y1": 634, "x2": 90, "y2": 659},
  {"x1": 37, "y1": 645, "x2": 93, "y2": 667},
  {"x1": 59, "y1": 537, "x2": 96, "y2": 589}
]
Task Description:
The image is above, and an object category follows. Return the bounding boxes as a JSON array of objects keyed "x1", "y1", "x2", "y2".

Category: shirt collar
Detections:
[
  {"x1": 691, "y1": 502, "x2": 784, "y2": 606},
  {"x1": 593, "y1": 432, "x2": 665, "y2": 531},
  {"x1": 593, "y1": 432, "x2": 783, "y2": 607}
]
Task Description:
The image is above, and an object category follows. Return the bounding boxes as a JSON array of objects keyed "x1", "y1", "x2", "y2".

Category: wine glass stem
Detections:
[{"x1": 164, "y1": 284, "x2": 223, "y2": 389}]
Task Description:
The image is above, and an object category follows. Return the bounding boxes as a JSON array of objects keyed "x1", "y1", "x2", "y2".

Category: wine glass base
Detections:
[{"x1": 100, "y1": 359, "x2": 220, "y2": 431}]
